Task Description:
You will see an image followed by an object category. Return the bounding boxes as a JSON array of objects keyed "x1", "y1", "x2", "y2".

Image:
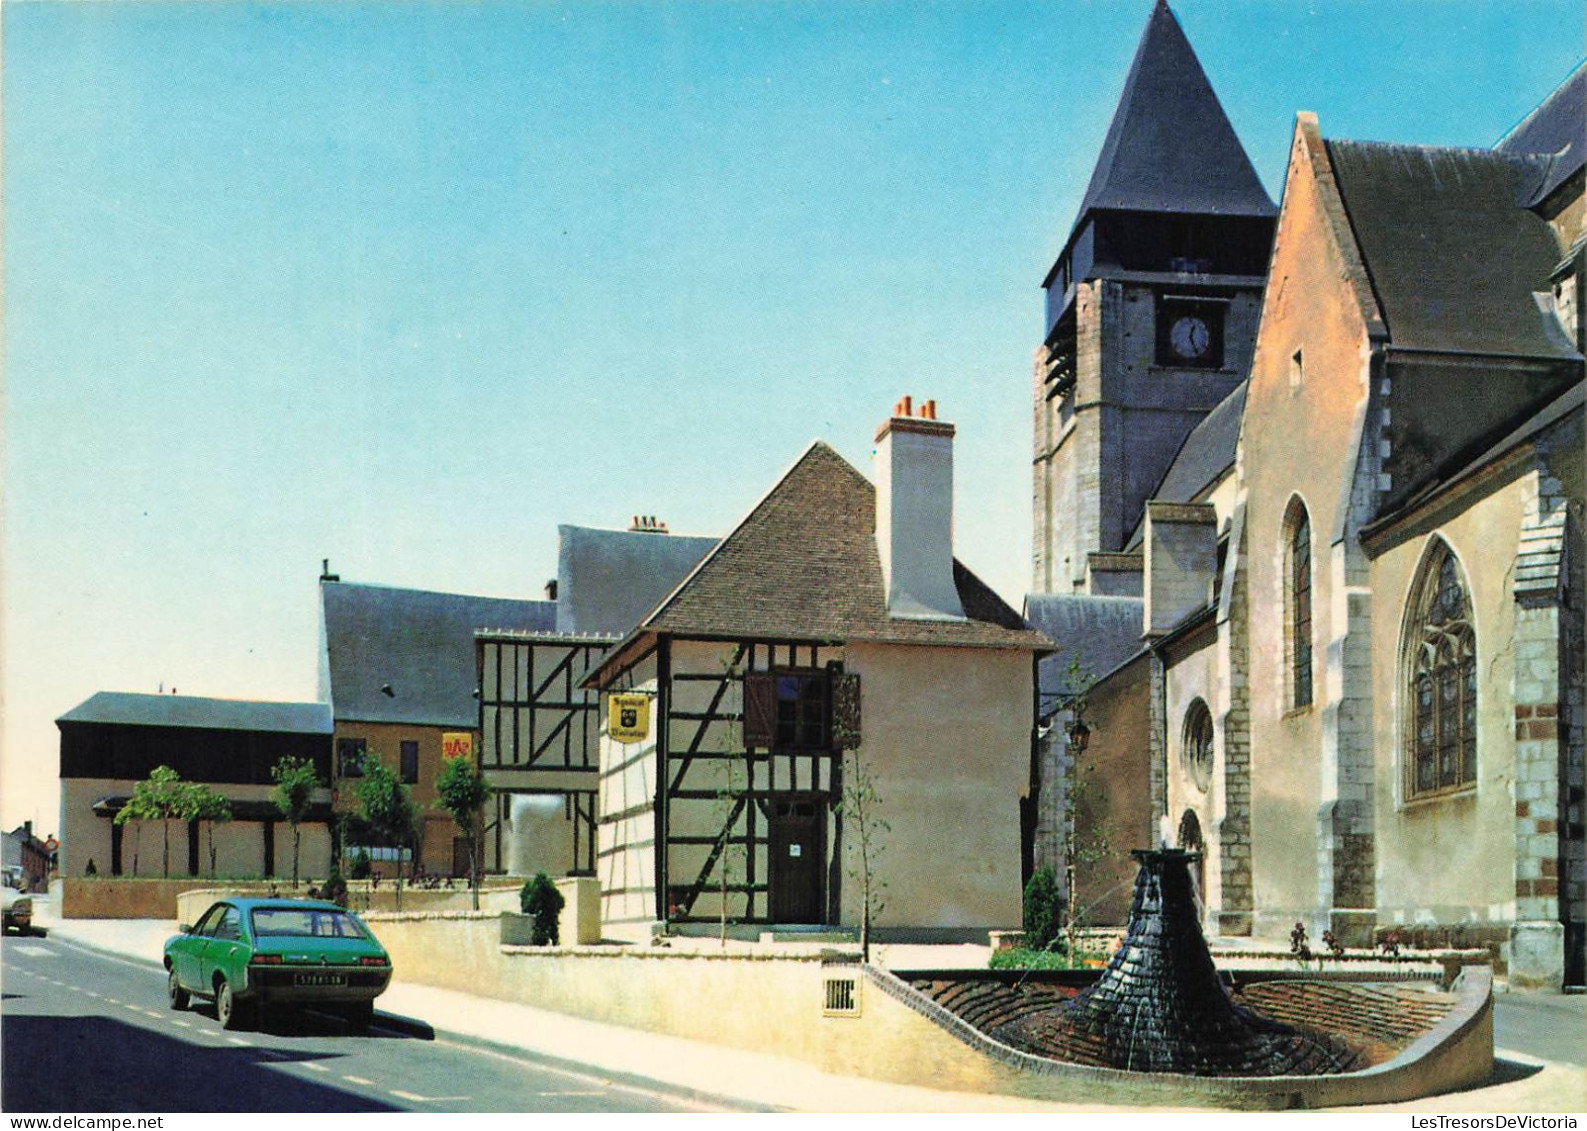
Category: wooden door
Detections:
[{"x1": 768, "y1": 797, "x2": 824, "y2": 924}]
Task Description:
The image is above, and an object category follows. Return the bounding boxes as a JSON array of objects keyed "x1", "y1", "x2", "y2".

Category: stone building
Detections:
[
  {"x1": 319, "y1": 574, "x2": 556, "y2": 874},
  {"x1": 1033, "y1": 4, "x2": 1585, "y2": 989}
]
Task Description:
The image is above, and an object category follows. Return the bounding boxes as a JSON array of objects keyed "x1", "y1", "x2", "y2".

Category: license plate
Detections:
[{"x1": 293, "y1": 972, "x2": 347, "y2": 988}]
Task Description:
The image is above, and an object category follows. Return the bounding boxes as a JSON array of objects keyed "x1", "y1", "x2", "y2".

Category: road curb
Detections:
[
  {"x1": 399, "y1": 1019, "x2": 783, "y2": 1112},
  {"x1": 36, "y1": 928, "x2": 774, "y2": 1112},
  {"x1": 45, "y1": 929, "x2": 166, "y2": 970}
]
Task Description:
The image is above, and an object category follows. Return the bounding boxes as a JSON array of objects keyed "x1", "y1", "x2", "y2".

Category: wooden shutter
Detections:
[
  {"x1": 743, "y1": 672, "x2": 775, "y2": 748},
  {"x1": 831, "y1": 672, "x2": 862, "y2": 749}
]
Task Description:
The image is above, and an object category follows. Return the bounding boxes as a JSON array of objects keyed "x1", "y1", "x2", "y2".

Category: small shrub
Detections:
[
  {"x1": 989, "y1": 947, "x2": 1074, "y2": 971},
  {"x1": 1023, "y1": 864, "x2": 1064, "y2": 952},
  {"x1": 349, "y1": 849, "x2": 372, "y2": 880},
  {"x1": 320, "y1": 867, "x2": 349, "y2": 908},
  {"x1": 520, "y1": 871, "x2": 565, "y2": 946},
  {"x1": 84, "y1": 858, "x2": 98, "y2": 877}
]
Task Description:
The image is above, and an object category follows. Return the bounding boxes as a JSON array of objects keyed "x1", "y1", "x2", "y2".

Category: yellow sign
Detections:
[
  {"x1": 442, "y1": 732, "x2": 475, "y2": 760},
  {"x1": 608, "y1": 693, "x2": 651, "y2": 744}
]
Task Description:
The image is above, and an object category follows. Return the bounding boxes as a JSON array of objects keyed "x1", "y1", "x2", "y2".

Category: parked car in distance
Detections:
[
  {"x1": 164, "y1": 897, "x2": 392, "y2": 1030},
  {"x1": 2, "y1": 870, "x2": 32, "y2": 935}
]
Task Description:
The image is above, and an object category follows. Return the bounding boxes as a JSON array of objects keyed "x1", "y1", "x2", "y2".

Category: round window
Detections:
[{"x1": 1182, "y1": 700, "x2": 1215, "y2": 793}]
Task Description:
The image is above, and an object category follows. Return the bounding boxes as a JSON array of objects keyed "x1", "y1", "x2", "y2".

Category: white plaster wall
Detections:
[{"x1": 843, "y1": 644, "x2": 1031, "y2": 928}]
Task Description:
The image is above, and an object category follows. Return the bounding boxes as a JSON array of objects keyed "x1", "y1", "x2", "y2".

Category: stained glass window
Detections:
[
  {"x1": 1290, "y1": 508, "x2": 1313, "y2": 708},
  {"x1": 1407, "y1": 545, "x2": 1476, "y2": 799}
]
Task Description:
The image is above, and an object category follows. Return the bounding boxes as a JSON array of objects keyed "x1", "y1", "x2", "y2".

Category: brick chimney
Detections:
[{"x1": 874, "y1": 397, "x2": 965, "y2": 620}]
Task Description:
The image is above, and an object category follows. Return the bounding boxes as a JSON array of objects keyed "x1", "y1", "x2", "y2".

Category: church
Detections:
[{"x1": 1028, "y1": 1, "x2": 1585, "y2": 989}]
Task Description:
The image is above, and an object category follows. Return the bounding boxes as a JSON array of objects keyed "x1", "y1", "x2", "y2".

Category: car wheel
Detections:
[
  {"x1": 216, "y1": 980, "x2": 248, "y2": 1031},
  {"x1": 168, "y1": 968, "x2": 190, "y2": 1011},
  {"x1": 345, "y1": 1000, "x2": 375, "y2": 1030}
]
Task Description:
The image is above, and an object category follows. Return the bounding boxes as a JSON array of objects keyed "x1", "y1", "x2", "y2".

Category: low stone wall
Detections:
[
  {"x1": 362, "y1": 913, "x2": 1493, "y2": 1109},
  {"x1": 850, "y1": 965, "x2": 1495, "y2": 1109},
  {"x1": 61, "y1": 877, "x2": 215, "y2": 920},
  {"x1": 172, "y1": 883, "x2": 524, "y2": 925}
]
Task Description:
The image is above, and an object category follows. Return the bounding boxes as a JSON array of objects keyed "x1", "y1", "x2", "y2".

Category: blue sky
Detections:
[{"x1": 3, "y1": 0, "x2": 1581, "y2": 833}]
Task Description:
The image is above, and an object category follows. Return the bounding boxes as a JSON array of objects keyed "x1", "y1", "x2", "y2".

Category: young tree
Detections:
[
  {"x1": 434, "y1": 752, "x2": 491, "y2": 911},
  {"x1": 838, "y1": 748, "x2": 889, "y2": 964},
  {"x1": 186, "y1": 783, "x2": 232, "y2": 877},
  {"x1": 115, "y1": 766, "x2": 192, "y2": 878},
  {"x1": 113, "y1": 792, "x2": 153, "y2": 877},
  {"x1": 270, "y1": 756, "x2": 321, "y2": 888},
  {"x1": 353, "y1": 758, "x2": 418, "y2": 908}
]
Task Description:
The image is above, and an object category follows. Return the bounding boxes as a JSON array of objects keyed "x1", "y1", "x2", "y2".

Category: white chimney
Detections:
[
  {"x1": 874, "y1": 397, "x2": 965, "y2": 621},
  {"x1": 1143, "y1": 501, "x2": 1218, "y2": 637}
]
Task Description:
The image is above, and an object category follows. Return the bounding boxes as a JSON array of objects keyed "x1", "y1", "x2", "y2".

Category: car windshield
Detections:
[{"x1": 250, "y1": 907, "x2": 368, "y2": 940}]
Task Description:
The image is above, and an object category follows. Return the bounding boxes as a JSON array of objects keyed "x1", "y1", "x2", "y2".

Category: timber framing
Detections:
[
  {"x1": 476, "y1": 631, "x2": 614, "y2": 878},
  {"x1": 595, "y1": 633, "x2": 848, "y2": 927}
]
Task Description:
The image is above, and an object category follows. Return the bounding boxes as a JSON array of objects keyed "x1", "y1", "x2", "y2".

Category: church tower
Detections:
[{"x1": 1033, "y1": 1, "x2": 1276, "y2": 593}]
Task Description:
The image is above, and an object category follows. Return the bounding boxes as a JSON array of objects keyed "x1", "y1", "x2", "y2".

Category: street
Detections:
[{"x1": 0, "y1": 932, "x2": 726, "y2": 1113}]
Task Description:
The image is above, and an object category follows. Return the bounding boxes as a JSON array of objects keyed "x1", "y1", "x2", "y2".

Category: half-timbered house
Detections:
[
  {"x1": 473, "y1": 522, "x2": 717, "y2": 877},
  {"x1": 583, "y1": 404, "x2": 1052, "y2": 938}
]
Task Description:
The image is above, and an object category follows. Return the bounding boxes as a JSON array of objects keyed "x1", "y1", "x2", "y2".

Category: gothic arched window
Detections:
[
  {"x1": 1404, "y1": 543, "x2": 1477, "y2": 799},
  {"x1": 1285, "y1": 500, "x2": 1314, "y2": 709}
]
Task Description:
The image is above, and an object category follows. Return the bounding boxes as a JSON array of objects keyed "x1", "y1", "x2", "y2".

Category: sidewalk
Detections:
[{"x1": 24, "y1": 901, "x2": 1586, "y2": 1113}]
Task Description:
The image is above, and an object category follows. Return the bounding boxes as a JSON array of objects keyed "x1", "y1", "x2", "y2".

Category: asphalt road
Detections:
[{"x1": 0, "y1": 932, "x2": 729, "y2": 1113}]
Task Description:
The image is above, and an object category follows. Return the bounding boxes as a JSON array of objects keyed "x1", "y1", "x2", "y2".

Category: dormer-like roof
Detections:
[
  {"x1": 1495, "y1": 59, "x2": 1586, "y2": 207},
  {"x1": 1069, "y1": 1, "x2": 1275, "y2": 236}
]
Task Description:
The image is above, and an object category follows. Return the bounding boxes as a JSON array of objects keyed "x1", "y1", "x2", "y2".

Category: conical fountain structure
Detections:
[{"x1": 1024, "y1": 848, "x2": 1361, "y2": 1075}]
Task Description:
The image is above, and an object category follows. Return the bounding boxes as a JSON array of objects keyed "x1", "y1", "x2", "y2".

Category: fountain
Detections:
[{"x1": 1000, "y1": 848, "x2": 1362, "y2": 1075}]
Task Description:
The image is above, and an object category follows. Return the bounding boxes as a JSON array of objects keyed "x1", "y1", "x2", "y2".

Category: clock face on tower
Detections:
[
  {"x1": 1156, "y1": 299, "x2": 1224, "y2": 368},
  {"x1": 1169, "y1": 315, "x2": 1211, "y2": 361}
]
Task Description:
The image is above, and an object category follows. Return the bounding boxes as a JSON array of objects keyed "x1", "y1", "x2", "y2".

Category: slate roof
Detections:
[
  {"x1": 321, "y1": 582, "x2": 555, "y2": 728},
  {"x1": 1025, "y1": 594, "x2": 1145, "y2": 709},
  {"x1": 555, "y1": 524, "x2": 718, "y2": 637},
  {"x1": 1364, "y1": 382, "x2": 1586, "y2": 537},
  {"x1": 1068, "y1": 0, "x2": 1275, "y2": 243},
  {"x1": 1494, "y1": 60, "x2": 1586, "y2": 207},
  {"x1": 1326, "y1": 140, "x2": 1578, "y2": 360},
  {"x1": 588, "y1": 443, "x2": 1048, "y2": 679},
  {"x1": 57, "y1": 692, "x2": 332, "y2": 735},
  {"x1": 1125, "y1": 381, "x2": 1246, "y2": 550}
]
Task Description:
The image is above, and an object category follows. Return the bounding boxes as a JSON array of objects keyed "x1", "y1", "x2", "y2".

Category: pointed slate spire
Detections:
[{"x1": 1073, "y1": 0, "x2": 1275, "y2": 229}]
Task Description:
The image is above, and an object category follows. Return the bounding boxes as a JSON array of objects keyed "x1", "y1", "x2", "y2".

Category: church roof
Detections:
[
  {"x1": 1326, "y1": 139, "x2": 1578, "y2": 360},
  {"x1": 585, "y1": 443, "x2": 1048, "y2": 684},
  {"x1": 1025, "y1": 594, "x2": 1146, "y2": 710},
  {"x1": 1068, "y1": 0, "x2": 1275, "y2": 237},
  {"x1": 321, "y1": 582, "x2": 555, "y2": 727},
  {"x1": 1494, "y1": 60, "x2": 1586, "y2": 207},
  {"x1": 1125, "y1": 381, "x2": 1247, "y2": 550}
]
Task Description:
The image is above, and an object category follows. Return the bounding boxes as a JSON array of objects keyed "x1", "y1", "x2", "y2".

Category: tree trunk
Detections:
[
  {"x1": 292, "y1": 824, "x2": 301, "y2": 888},
  {"x1": 469, "y1": 816, "x2": 481, "y2": 912},
  {"x1": 162, "y1": 820, "x2": 171, "y2": 879}
]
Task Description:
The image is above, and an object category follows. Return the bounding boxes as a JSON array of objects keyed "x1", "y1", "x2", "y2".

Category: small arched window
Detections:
[
  {"x1": 1404, "y1": 543, "x2": 1477, "y2": 799},
  {"x1": 1285, "y1": 500, "x2": 1314, "y2": 708},
  {"x1": 1182, "y1": 699, "x2": 1214, "y2": 793}
]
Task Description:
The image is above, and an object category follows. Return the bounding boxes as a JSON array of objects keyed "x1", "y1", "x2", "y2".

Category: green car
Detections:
[{"x1": 164, "y1": 897, "x2": 392, "y2": 1030}]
